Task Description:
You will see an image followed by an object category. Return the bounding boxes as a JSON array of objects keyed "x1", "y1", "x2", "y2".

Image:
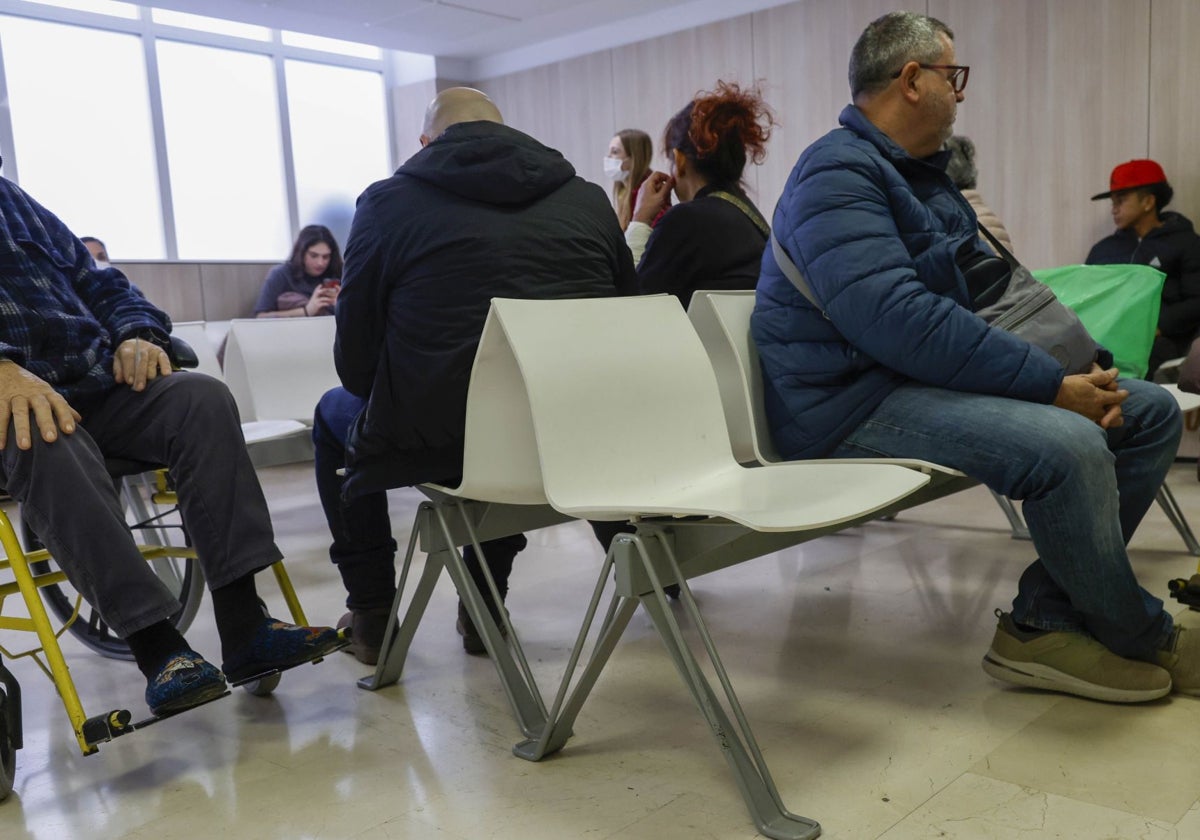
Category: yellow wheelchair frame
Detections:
[{"x1": 0, "y1": 468, "x2": 316, "y2": 796}]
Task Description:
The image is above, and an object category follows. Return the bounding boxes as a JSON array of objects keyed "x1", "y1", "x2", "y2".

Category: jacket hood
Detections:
[
  {"x1": 1154, "y1": 211, "x2": 1196, "y2": 236},
  {"x1": 398, "y1": 121, "x2": 576, "y2": 206}
]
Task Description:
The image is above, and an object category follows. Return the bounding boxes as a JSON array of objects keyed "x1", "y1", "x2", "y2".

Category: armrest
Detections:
[{"x1": 169, "y1": 335, "x2": 199, "y2": 370}]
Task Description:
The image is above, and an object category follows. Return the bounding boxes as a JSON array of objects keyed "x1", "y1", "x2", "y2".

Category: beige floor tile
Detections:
[
  {"x1": 970, "y1": 692, "x2": 1200, "y2": 823},
  {"x1": 875, "y1": 772, "x2": 1175, "y2": 840}
]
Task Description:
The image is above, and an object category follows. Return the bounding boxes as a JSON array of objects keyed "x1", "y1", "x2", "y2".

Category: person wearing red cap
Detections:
[{"x1": 1086, "y1": 159, "x2": 1200, "y2": 376}]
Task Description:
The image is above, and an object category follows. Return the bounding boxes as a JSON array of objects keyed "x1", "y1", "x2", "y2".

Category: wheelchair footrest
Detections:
[
  {"x1": 81, "y1": 691, "x2": 231, "y2": 749},
  {"x1": 227, "y1": 635, "x2": 350, "y2": 689},
  {"x1": 1168, "y1": 575, "x2": 1200, "y2": 610}
]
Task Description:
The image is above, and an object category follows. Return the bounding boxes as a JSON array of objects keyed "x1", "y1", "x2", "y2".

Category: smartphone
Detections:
[{"x1": 322, "y1": 279, "x2": 341, "y2": 290}]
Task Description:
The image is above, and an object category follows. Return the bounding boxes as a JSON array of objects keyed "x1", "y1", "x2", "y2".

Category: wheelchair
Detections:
[{"x1": 0, "y1": 339, "x2": 335, "y2": 802}]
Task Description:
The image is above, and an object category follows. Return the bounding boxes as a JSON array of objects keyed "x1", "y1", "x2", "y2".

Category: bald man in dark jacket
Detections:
[{"x1": 315, "y1": 88, "x2": 635, "y2": 662}]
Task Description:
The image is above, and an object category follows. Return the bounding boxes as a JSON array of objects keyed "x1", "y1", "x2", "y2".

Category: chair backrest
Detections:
[
  {"x1": 222, "y1": 317, "x2": 339, "y2": 423},
  {"x1": 170, "y1": 321, "x2": 223, "y2": 380},
  {"x1": 489, "y1": 296, "x2": 742, "y2": 515},
  {"x1": 444, "y1": 307, "x2": 549, "y2": 504},
  {"x1": 687, "y1": 290, "x2": 782, "y2": 464}
]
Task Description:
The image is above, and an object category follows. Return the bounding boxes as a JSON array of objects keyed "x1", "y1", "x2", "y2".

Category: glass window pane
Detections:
[
  {"x1": 157, "y1": 40, "x2": 290, "y2": 259},
  {"x1": 1, "y1": 15, "x2": 166, "y2": 257},
  {"x1": 285, "y1": 60, "x2": 390, "y2": 251},
  {"x1": 151, "y1": 9, "x2": 271, "y2": 41},
  {"x1": 282, "y1": 31, "x2": 382, "y2": 60},
  {"x1": 18, "y1": 0, "x2": 138, "y2": 18}
]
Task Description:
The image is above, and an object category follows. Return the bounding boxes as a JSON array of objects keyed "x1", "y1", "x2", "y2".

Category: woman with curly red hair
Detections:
[{"x1": 626, "y1": 81, "x2": 775, "y2": 307}]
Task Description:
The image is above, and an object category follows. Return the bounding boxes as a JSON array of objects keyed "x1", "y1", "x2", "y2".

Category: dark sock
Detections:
[
  {"x1": 211, "y1": 573, "x2": 264, "y2": 662},
  {"x1": 126, "y1": 620, "x2": 191, "y2": 680}
]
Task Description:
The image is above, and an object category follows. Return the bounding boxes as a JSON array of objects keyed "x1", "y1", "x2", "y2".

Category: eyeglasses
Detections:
[{"x1": 891, "y1": 63, "x2": 970, "y2": 94}]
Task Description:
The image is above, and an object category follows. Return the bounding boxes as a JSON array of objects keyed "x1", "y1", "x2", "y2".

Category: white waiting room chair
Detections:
[
  {"x1": 221, "y1": 316, "x2": 339, "y2": 424},
  {"x1": 218, "y1": 317, "x2": 341, "y2": 464},
  {"x1": 365, "y1": 294, "x2": 933, "y2": 840}
]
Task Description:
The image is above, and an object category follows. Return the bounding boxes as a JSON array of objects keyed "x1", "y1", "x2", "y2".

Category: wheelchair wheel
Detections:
[
  {"x1": 20, "y1": 473, "x2": 205, "y2": 661},
  {"x1": 0, "y1": 691, "x2": 14, "y2": 802},
  {"x1": 241, "y1": 672, "x2": 281, "y2": 697}
]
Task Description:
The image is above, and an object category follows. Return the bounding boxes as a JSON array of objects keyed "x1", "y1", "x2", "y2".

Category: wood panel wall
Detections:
[
  {"x1": 464, "y1": 0, "x2": 1196, "y2": 272},
  {"x1": 115, "y1": 261, "x2": 276, "y2": 322}
]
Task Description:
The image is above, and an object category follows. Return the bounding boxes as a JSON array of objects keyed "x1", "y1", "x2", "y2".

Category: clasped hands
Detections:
[
  {"x1": 0, "y1": 337, "x2": 170, "y2": 450},
  {"x1": 1054, "y1": 364, "x2": 1127, "y2": 429}
]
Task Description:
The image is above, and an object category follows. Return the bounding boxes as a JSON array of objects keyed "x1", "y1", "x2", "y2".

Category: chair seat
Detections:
[
  {"x1": 241, "y1": 419, "x2": 308, "y2": 444},
  {"x1": 557, "y1": 459, "x2": 929, "y2": 531}
]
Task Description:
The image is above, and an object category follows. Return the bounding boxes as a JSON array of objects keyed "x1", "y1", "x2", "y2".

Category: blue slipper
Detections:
[
  {"x1": 222, "y1": 618, "x2": 345, "y2": 683},
  {"x1": 146, "y1": 651, "x2": 227, "y2": 716}
]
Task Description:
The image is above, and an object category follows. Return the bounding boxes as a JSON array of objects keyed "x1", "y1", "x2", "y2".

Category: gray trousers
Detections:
[{"x1": 3, "y1": 372, "x2": 281, "y2": 638}]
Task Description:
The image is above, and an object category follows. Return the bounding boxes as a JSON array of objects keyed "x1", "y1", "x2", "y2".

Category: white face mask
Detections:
[{"x1": 603, "y1": 156, "x2": 629, "y2": 183}]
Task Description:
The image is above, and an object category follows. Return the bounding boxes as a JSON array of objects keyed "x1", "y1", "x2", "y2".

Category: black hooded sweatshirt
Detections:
[
  {"x1": 334, "y1": 121, "x2": 635, "y2": 497},
  {"x1": 1086, "y1": 210, "x2": 1200, "y2": 345}
]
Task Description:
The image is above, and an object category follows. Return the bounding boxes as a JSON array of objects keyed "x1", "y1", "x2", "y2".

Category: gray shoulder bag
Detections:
[{"x1": 769, "y1": 226, "x2": 1098, "y2": 374}]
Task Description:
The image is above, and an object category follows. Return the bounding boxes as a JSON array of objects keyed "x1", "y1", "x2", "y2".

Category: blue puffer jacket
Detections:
[{"x1": 752, "y1": 105, "x2": 1066, "y2": 460}]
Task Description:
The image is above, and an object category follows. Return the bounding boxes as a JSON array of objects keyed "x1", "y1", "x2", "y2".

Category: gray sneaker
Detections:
[
  {"x1": 982, "y1": 611, "x2": 1171, "y2": 703},
  {"x1": 1156, "y1": 620, "x2": 1200, "y2": 695}
]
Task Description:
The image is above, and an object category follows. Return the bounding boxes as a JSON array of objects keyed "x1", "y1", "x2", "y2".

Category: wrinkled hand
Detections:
[
  {"x1": 0, "y1": 360, "x2": 80, "y2": 450},
  {"x1": 113, "y1": 337, "x2": 172, "y2": 392},
  {"x1": 1055, "y1": 366, "x2": 1127, "y2": 429},
  {"x1": 305, "y1": 284, "x2": 338, "y2": 316},
  {"x1": 633, "y1": 171, "x2": 674, "y2": 225}
]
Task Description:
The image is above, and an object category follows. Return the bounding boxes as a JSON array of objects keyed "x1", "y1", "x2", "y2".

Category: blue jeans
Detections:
[
  {"x1": 313, "y1": 387, "x2": 526, "y2": 613},
  {"x1": 830, "y1": 378, "x2": 1181, "y2": 660}
]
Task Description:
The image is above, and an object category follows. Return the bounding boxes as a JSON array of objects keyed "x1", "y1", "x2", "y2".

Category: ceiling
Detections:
[{"x1": 145, "y1": 0, "x2": 709, "y2": 61}]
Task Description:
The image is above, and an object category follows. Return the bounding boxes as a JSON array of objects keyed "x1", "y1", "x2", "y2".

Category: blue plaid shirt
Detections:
[{"x1": 0, "y1": 177, "x2": 170, "y2": 403}]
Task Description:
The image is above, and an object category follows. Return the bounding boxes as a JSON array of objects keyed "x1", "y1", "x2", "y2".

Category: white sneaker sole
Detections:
[{"x1": 982, "y1": 652, "x2": 1170, "y2": 703}]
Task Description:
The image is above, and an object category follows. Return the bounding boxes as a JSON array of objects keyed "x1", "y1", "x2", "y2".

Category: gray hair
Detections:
[
  {"x1": 944, "y1": 135, "x2": 977, "y2": 189},
  {"x1": 849, "y1": 12, "x2": 954, "y2": 99}
]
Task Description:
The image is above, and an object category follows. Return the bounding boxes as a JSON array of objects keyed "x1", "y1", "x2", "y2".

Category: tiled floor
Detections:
[{"x1": 3, "y1": 461, "x2": 1200, "y2": 839}]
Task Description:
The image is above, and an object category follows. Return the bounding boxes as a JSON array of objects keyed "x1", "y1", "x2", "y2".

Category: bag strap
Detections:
[
  {"x1": 771, "y1": 218, "x2": 1016, "y2": 320},
  {"x1": 710, "y1": 190, "x2": 770, "y2": 239},
  {"x1": 769, "y1": 228, "x2": 829, "y2": 318},
  {"x1": 977, "y1": 223, "x2": 1018, "y2": 268}
]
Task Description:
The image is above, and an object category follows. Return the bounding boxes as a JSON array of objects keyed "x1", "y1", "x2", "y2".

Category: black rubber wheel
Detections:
[
  {"x1": 0, "y1": 691, "x2": 15, "y2": 803},
  {"x1": 21, "y1": 474, "x2": 204, "y2": 661}
]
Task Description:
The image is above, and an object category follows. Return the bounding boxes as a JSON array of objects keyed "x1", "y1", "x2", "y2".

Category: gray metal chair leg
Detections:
[
  {"x1": 627, "y1": 530, "x2": 820, "y2": 840},
  {"x1": 991, "y1": 490, "x2": 1031, "y2": 540},
  {"x1": 360, "y1": 508, "x2": 438, "y2": 690},
  {"x1": 435, "y1": 504, "x2": 550, "y2": 738},
  {"x1": 513, "y1": 548, "x2": 638, "y2": 761},
  {"x1": 1157, "y1": 482, "x2": 1200, "y2": 556}
]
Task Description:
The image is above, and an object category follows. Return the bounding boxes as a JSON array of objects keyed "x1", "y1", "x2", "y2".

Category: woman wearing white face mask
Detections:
[{"x1": 604, "y1": 129, "x2": 653, "y2": 231}]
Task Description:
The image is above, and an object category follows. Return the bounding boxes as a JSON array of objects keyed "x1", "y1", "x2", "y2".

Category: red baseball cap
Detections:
[{"x1": 1091, "y1": 159, "x2": 1168, "y2": 200}]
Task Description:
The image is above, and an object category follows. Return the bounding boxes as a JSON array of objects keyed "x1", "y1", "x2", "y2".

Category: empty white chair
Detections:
[
  {"x1": 494, "y1": 295, "x2": 928, "y2": 528},
  {"x1": 221, "y1": 317, "x2": 339, "y2": 424},
  {"x1": 173, "y1": 320, "x2": 311, "y2": 455}
]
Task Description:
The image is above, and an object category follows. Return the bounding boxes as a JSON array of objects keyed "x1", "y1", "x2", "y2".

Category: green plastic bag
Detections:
[{"x1": 1032, "y1": 263, "x2": 1165, "y2": 380}]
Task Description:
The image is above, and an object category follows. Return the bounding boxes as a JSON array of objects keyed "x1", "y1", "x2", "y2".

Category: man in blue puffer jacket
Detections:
[{"x1": 754, "y1": 11, "x2": 1194, "y2": 703}]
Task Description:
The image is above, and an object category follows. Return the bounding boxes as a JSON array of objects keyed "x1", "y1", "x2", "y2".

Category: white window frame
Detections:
[{"x1": 0, "y1": 0, "x2": 398, "y2": 258}]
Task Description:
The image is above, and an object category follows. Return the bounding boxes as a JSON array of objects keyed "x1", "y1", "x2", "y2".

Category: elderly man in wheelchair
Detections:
[{"x1": 0, "y1": 172, "x2": 344, "y2": 719}]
